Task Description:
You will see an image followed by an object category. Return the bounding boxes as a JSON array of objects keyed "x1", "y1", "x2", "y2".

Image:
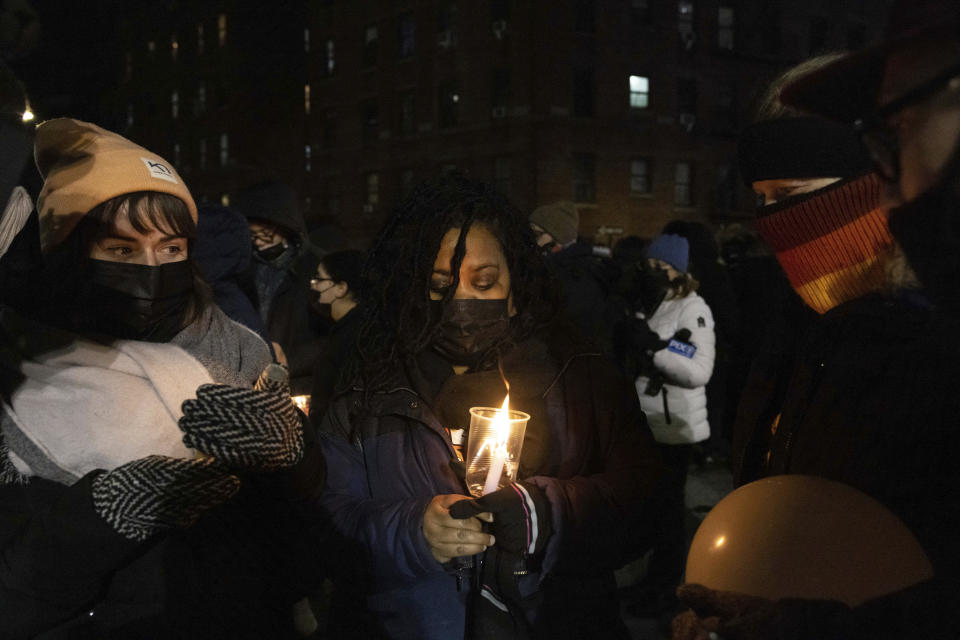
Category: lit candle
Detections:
[{"x1": 482, "y1": 395, "x2": 511, "y2": 495}]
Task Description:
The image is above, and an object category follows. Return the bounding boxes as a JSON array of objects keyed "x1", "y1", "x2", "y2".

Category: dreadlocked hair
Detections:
[{"x1": 356, "y1": 171, "x2": 560, "y2": 392}]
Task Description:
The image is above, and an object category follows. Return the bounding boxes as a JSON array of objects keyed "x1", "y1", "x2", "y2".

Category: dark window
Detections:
[
  {"x1": 363, "y1": 99, "x2": 378, "y2": 144},
  {"x1": 322, "y1": 110, "x2": 337, "y2": 147},
  {"x1": 573, "y1": 67, "x2": 595, "y2": 117},
  {"x1": 322, "y1": 39, "x2": 335, "y2": 76},
  {"x1": 400, "y1": 168, "x2": 415, "y2": 198},
  {"x1": 677, "y1": 77, "x2": 697, "y2": 115},
  {"x1": 492, "y1": 68, "x2": 511, "y2": 112},
  {"x1": 438, "y1": 79, "x2": 459, "y2": 128},
  {"x1": 574, "y1": 0, "x2": 596, "y2": 33},
  {"x1": 631, "y1": 158, "x2": 652, "y2": 194},
  {"x1": 809, "y1": 16, "x2": 828, "y2": 55},
  {"x1": 399, "y1": 90, "x2": 415, "y2": 135},
  {"x1": 761, "y1": 4, "x2": 781, "y2": 56},
  {"x1": 573, "y1": 153, "x2": 596, "y2": 203},
  {"x1": 674, "y1": 162, "x2": 693, "y2": 206},
  {"x1": 437, "y1": 1, "x2": 458, "y2": 49},
  {"x1": 494, "y1": 156, "x2": 512, "y2": 195},
  {"x1": 364, "y1": 172, "x2": 379, "y2": 207},
  {"x1": 717, "y1": 2, "x2": 734, "y2": 50},
  {"x1": 631, "y1": 0, "x2": 652, "y2": 25},
  {"x1": 716, "y1": 82, "x2": 736, "y2": 131},
  {"x1": 363, "y1": 24, "x2": 378, "y2": 68},
  {"x1": 398, "y1": 13, "x2": 415, "y2": 58},
  {"x1": 491, "y1": 0, "x2": 510, "y2": 22},
  {"x1": 715, "y1": 163, "x2": 737, "y2": 210},
  {"x1": 678, "y1": 0, "x2": 695, "y2": 47}
]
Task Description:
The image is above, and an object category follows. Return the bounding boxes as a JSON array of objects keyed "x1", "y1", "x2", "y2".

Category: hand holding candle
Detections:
[{"x1": 464, "y1": 394, "x2": 530, "y2": 497}]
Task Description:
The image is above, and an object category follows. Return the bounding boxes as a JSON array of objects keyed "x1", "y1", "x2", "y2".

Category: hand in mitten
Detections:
[
  {"x1": 92, "y1": 455, "x2": 239, "y2": 542},
  {"x1": 633, "y1": 317, "x2": 669, "y2": 354},
  {"x1": 674, "y1": 584, "x2": 852, "y2": 640},
  {"x1": 179, "y1": 364, "x2": 304, "y2": 472},
  {"x1": 449, "y1": 482, "x2": 552, "y2": 556}
]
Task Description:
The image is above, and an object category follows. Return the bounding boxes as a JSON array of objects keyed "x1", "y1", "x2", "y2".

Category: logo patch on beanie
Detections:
[{"x1": 141, "y1": 158, "x2": 178, "y2": 184}]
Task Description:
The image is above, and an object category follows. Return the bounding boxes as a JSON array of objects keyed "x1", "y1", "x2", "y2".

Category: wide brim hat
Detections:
[{"x1": 780, "y1": 0, "x2": 960, "y2": 123}]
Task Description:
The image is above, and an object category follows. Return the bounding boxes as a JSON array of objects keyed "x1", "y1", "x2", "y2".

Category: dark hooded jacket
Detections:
[{"x1": 233, "y1": 182, "x2": 321, "y2": 394}]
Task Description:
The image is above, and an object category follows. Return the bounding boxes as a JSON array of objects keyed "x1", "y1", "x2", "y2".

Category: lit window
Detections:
[
  {"x1": 197, "y1": 23, "x2": 205, "y2": 54},
  {"x1": 324, "y1": 39, "x2": 335, "y2": 76},
  {"x1": 629, "y1": 75, "x2": 649, "y2": 109},
  {"x1": 221, "y1": 193, "x2": 230, "y2": 207},
  {"x1": 674, "y1": 162, "x2": 693, "y2": 206},
  {"x1": 171, "y1": 35, "x2": 179, "y2": 60},
  {"x1": 197, "y1": 83, "x2": 206, "y2": 114},
  {"x1": 171, "y1": 90, "x2": 179, "y2": 119},
  {"x1": 220, "y1": 133, "x2": 229, "y2": 167},
  {"x1": 304, "y1": 84, "x2": 311, "y2": 114},
  {"x1": 304, "y1": 27, "x2": 310, "y2": 52},
  {"x1": 365, "y1": 172, "x2": 380, "y2": 206},
  {"x1": 573, "y1": 153, "x2": 596, "y2": 203},
  {"x1": 305, "y1": 144, "x2": 312, "y2": 172},
  {"x1": 363, "y1": 24, "x2": 378, "y2": 68},
  {"x1": 631, "y1": 159, "x2": 651, "y2": 194},
  {"x1": 398, "y1": 13, "x2": 415, "y2": 58},
  {"x1": 147, "y1": 40, "x2": 155, "y2": 55},
  {"x1": 199, "y1": 138, "x2": 207, "y2": 170},
  {"x1": 678, "y1": 1, "x2": 694, "y2": 45},
  {"x1": 218, "y1": 14, "x2": 227, "y2": 47},
  {"x1": 718, "y1": 4, "x2": 735, "y2": 50}
]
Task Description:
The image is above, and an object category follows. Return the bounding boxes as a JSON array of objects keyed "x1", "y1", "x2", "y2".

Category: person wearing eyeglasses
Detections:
[
  {"x1": 672, "y1": 5, "x2": 960, "y2": 638},
  {"x1": 308, "y1": 249, "x2": 364, "y2": 422}
]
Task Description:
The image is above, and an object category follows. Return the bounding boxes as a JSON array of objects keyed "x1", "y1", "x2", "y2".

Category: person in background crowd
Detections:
[
  {"x1": 529, "y1": 200, "x2": 619, "y2": 353},
  {"x1": 673, "y1": 16, "x2": 960, "y2": 636},
  {"x1": 233, "y1": 181, "x2": 320, "y2": 394},
  {"x1": 0, "y1": 119, "x2": 320, "y2": 638},
  {"x1": 620, "y1": 233, "x2": 715, "y2": 629},
  {"x1": 660, "y1": 220, "x2": 738, "y2": 461},
  {"x1": 308, "y1": 248, "x2": 364, "y2": 424},
  {"x1": 315, "y1": 172, "x2": 662, "y2": 640},
  {"x1": 192, "y1": 203, "x2": 269, "y2": 343}
]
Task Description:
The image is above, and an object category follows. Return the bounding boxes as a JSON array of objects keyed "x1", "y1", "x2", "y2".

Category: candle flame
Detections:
[{"x1": 494, "y1": 394, "x2": 510, "y2": 442}]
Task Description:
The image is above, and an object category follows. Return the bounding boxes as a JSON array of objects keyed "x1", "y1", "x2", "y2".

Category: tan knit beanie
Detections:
[
  {"x1": 34, "y1": 118, "x2": 197, "y2": 251},
  {"x1": 529, "y1": 201, "x2": 579, "y2": 245}
]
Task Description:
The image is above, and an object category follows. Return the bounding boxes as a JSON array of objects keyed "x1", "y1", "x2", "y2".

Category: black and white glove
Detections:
[
  {"x1": 179, "y1": 364, "x2": 305, "y2": 472},
  {"x1": 92, "y1": 455, "x2": 240, "y2": 542},
  {"x1": 449, "y1": 481, "x2": 552, "y2": 556}
]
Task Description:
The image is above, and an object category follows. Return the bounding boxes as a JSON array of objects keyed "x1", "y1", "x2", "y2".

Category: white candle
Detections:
[{"x1": 483, "y1": 443, "x2": 507, "y2": 495}]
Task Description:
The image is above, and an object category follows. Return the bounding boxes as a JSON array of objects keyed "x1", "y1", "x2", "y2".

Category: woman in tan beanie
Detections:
[{"x1": 0, "y1": 119, "x2": 322, "y2": 638}]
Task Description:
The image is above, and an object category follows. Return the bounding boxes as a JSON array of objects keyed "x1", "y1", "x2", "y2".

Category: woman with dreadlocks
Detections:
[{"x1": 315, "y1": 172, "x2": 662, "y2": 640}]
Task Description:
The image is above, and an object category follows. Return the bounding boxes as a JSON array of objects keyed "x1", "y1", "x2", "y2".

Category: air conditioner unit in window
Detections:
[
  {"x1": 679, "y1": 112, "x2": 696, "y2": 131},
  {"x1": 437, "y1": 30, "x2": 455, "y2": 49},
  {"x1": 492, "y1": 19, "x2": 508, "y2": 40},
  {"x1": 491, "y1": 106, "x2": 507, "y2": 118}
]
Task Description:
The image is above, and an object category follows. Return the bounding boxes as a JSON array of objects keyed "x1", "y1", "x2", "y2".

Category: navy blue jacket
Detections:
[{"x1": 316, "y1": 329, "x2": 662, "y2": 639}]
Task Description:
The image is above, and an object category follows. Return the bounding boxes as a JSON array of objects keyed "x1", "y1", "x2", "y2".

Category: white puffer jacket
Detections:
[{"x1": 635, "y1": 293, "x2": 715, "y2": 444}]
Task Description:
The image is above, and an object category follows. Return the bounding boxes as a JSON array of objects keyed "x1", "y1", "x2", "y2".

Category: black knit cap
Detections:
[{"x1": 737, "y1": 117, "x2": 873, "y2": 186}]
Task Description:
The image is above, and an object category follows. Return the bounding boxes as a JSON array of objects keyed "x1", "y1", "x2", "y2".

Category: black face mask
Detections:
[
  {"x1": 430, "y1": 298, "x2": 511, "y2": 368},
  {"x1": 635, "y1": 264, "x2": 671, "y2": 316},
  {"x1": 253, "y1": 242, "x2": 289, "y2": 265},
  {"x1": 887, "y1": 141, "x2": 960, "y2": 313},
  {"x1": 84, "y1": 259, "x2": 194, "y2": 342}
]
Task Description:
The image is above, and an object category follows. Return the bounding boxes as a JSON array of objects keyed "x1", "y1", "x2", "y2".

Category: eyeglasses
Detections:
[
  {"x1": 310, "y1": 277, "x2": 334, "y2": 291},
  {"x1": 854, "y1": 61, "x2": 960, "y2": 183}
]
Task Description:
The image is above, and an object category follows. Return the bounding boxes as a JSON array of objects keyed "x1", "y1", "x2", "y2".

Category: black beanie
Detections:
[{"x1": 738, "y1": 117, "x2": 873, "y2": 186}]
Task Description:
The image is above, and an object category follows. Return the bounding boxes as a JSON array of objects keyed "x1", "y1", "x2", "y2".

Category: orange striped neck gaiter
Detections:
[{"x1": 754, "y1": 173, "x2": 894, "y2": 314}]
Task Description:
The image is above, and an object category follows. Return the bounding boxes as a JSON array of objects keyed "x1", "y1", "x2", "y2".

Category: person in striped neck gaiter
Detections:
[{"x1": 738, "y1": 116, "x2": 896, "y2": 314}]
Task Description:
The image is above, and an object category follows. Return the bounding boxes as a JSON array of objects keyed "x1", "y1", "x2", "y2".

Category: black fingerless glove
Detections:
[
  {"x1": 92, "y1": 455, "x2": 239, "y2": 542},
  {"x1": 179, "y1": 364, "x2": 305, "y2": 472},
  {"x1": 449, "y1": 481, "x2": 552, "y2": 556}
]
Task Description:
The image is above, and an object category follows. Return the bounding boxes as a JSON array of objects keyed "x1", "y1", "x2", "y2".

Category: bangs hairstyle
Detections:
[
  {"x1": 36, "y1": 191, "x2": 211, "y2": 336},
  {"x1": 356, "y1": 171, "x2": 559, "y2": 390}
]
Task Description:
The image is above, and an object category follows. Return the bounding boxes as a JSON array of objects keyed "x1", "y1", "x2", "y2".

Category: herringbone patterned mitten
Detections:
[
  {"x1": 92, "y1": 455, "x2": 240, "y2": 541},
  {"x1": 179, "y1": 364, "x2": 304, "y2": 472}
]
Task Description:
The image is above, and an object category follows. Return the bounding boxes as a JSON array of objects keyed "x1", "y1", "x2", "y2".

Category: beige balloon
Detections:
[{"x1": 685, "y1": 475, "x2": 933, "y2": 606}]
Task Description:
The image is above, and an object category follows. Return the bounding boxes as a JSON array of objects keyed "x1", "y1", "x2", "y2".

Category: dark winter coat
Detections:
[
  {"x1": 315, "y1": 325, "x2": 663, "y2": 640},
  {"x1": 732, "y1": 292, "x2": 960, "y2": 637},
  {"x1": 309, "y1": 305, "x2": 361, "y2": 427},
  {"x1": 0, "y1": 449, "x2": 327, "y2": 639},
  {"x1": 193, "y1": 204, "x2": 269, "y2": 343},
  {"x1": 542, "y1": 242, "x2": 619, "y2": 354}
]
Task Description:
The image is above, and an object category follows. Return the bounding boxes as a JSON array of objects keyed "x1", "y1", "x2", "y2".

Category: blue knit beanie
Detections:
[{"x1": 645, "y1": 234, "x2": 689, "y2": 273}]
